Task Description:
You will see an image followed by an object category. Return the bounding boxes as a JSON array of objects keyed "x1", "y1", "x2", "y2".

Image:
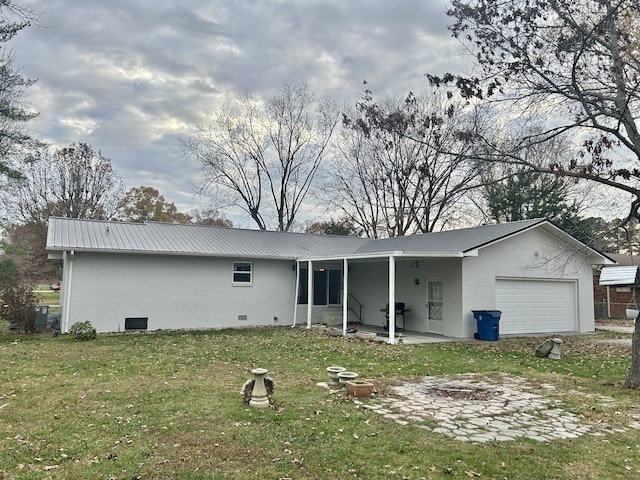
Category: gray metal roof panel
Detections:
[
  {"x1": 599, "y1": 266, "x2": 639, "y2": 286},
  {"x1": 352, "y1": 219, "x2": 546, "y2": 255},
  {"x1": 46, "y1": 217, "x2": 369, "y2": 259},
  {"x1": 46, "y1": 217, "x2": 607, "y2": 262}
]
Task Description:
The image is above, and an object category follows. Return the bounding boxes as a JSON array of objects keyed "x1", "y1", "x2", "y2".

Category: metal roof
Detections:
[
  {"x1": 602, "y1": 253, "x2": 640, "y2": 266},
  {"x1": 46, "y1": 217, "x2": 612, "y2": 263},
  {"x1": 352, "y1": 219, "x2": 547, "y2": 256},
  {"x1": 599, "y1": 266, "x2": 639, "y2": 286},
  {"x1": 46, "y1": 217, "x2": 369, "y2": 260}
]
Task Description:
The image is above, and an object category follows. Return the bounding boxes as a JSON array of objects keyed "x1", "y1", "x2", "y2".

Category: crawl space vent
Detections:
[
  {"x1": 125, "y1": 317, "x2": 148, "y2": 330},
  {"x1": 237, "y1": 314, "x2": 248, "y2": 321}
]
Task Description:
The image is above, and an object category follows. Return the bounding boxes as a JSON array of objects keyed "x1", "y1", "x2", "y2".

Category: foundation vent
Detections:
[{"x1": 125, "y1": 317, "x2": 148, "y2": 330}]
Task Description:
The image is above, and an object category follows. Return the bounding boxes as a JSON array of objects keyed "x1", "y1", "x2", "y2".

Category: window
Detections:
[
  {"x1": 313, "y1": 269, "x2": 327, "y2": 305},
  {"x1": 233, "y1": 261, "x2": 252, "y2": 284},
  {"x1": 297, "y1": 267, "x2": 342, "y2": 305},
  {"x1": 297, "y1": 269, "x2": 308, "y2": 303},
  {"x1": 328, "y1": 270, "x2": 342, "y2": 305}
]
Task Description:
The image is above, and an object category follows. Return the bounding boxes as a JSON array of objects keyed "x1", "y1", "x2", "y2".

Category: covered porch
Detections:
[{"x1": 292, "y1": 252, "x2": 464, "y2": 344}]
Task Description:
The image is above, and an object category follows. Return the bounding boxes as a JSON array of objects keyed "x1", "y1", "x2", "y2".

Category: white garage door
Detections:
[{"x1": 495, "y1": 279, "x2": 576, "y2": 335}]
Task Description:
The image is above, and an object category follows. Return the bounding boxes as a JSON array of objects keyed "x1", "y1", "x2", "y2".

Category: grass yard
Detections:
[
  {"x1": 0, "y1": 326, "x2": 639, "y2": 479},
  {"x1": 34, "y1": 288, "x2": 60, "y2": 309}
]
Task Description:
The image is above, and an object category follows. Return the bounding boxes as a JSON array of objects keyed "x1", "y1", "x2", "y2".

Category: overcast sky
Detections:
[{"x1": 13, "y1": 0, "x2": 469, "y2": 226}]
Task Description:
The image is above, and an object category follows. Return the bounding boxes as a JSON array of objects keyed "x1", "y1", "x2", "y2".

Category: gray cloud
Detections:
[{"x1": 13, "y1": 0, "x2": 467, "y2": 218}]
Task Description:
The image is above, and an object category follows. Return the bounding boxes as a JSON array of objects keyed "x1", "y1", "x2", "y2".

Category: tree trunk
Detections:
[{"x1": 624, "y1": 316, "x2": 640, "y2": 389}]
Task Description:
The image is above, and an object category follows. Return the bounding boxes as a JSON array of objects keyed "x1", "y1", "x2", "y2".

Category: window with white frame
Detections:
[{"x1": 233, "y1": 261, "x2": 253, "y2": 285}]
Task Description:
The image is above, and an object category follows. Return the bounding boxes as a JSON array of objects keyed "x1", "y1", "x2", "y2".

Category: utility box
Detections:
[
  {"x1": 35, "y1": 305, "x2": 49, "y2": 329},
  {"x1": 472, "y1": 310, "x2": 501, "y2": 341}
]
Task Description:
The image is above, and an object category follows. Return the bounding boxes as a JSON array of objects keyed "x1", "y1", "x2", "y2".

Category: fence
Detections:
[{"x1": 594, "y1": 301, "x2": 637, "y2": 320}]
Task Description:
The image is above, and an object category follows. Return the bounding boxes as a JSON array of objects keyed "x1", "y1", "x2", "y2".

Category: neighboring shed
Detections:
[
  {"x1": 46, "y1": 217, "x2": 612, "y2": 342},
  {"x1": 599, "y1": 266, "x2": 639, "y2": 286},
  {"x1": 597, "y1": 264, "x2": 640, "y2": 319},
  {"x1": 593, "y1": 253, "x2": 640, "y2": 319}
]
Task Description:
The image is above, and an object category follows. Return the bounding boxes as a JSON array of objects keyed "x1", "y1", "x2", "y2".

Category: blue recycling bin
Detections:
[{"x1": 472, "y1": 310, "x2": 501, "y2": 341}]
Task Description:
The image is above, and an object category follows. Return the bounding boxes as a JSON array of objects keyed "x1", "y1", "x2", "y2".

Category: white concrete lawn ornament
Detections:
[
  {"x1": 241, "y1": 368, "x2": 274, "y2": 408},
  {"x1": 535, "y1": 338, "x2": 563, "y2": 360}
]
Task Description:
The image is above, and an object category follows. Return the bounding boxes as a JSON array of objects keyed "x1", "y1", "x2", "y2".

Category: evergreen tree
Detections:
[{"x1": 0, "y1": 1, "x2": 38, "y2": 180}]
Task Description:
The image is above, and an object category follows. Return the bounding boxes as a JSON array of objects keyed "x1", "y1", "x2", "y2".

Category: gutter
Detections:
[
  {"x1": 292, "y1": 260, "x2": 300, "y2": 328},
  {"x1": 62, "y1": 250, "x2": 74, "y2": 333},
  {"x1": 46, "y1": 247, "x2": 298, "y2": 261}
]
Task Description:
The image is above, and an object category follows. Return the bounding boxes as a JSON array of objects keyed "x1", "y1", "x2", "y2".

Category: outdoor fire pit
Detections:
[{"x1": 431, "y1": 386, "x2": 493, "y2": 401}]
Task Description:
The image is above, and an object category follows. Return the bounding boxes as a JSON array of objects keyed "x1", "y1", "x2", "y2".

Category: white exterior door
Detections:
[
  {"x1": 495, "y1": 279, "x2": 576, "y2": 334},
  {"x1": 427, "y1": 280, "x2": 443, "y2": 334}
]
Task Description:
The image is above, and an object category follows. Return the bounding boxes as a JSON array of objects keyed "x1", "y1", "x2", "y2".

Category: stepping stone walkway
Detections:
[{"x1": 354, "y1": 374, "x2": 595, "y2": 442}]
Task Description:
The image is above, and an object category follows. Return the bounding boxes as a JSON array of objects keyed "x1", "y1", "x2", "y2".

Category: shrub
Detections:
[
  {"x1": 69, "y1": 321, "x2": 97, "y2": 341},
  {"x1": 0, "y1": 283, "x2": 38, "y2": 333}
]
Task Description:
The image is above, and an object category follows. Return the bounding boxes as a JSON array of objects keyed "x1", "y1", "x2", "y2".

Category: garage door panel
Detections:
[{"x1": 496, "y1": 279, "x2": 575, "y2": 335}]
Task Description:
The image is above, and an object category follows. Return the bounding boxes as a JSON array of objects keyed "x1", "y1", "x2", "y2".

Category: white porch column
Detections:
[
  {"x1": 342, "y1": 258, "x2": 348, "y2": 335},
  {"x1": 388, "y1": 255, "x2": 396, "y2": 344},
  {"x1": 306, "y1": 261, "x2": 313, "y2": 329}
]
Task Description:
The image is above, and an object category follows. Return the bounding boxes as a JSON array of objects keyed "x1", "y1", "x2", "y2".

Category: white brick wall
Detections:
[
  {"x1": 461, "y1": 228, "x2": 594, "y2": 338},
  {"x1": 62, "y1": 252, "x2": 297, "y2": 333},
  {"x1": 58, "y1": 226, "x2": 595, "y2": 338}
]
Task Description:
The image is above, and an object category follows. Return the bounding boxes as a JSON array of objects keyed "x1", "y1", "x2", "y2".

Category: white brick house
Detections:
[{"x1": 46, "y1": 217, "x2": 612, "y2": 343}]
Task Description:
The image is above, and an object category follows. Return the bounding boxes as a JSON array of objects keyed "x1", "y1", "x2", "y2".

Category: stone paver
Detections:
[{"x1": 352, "y1": 373, "x2": 628, "y2": 443}]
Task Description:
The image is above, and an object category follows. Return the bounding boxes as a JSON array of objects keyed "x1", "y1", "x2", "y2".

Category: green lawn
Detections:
[
  {"x1": 0, "y1": 326, "x2": 638, "y2": 479},
  {"x1": 34, "y1": 288, "x2": 60, "y2": 307}
]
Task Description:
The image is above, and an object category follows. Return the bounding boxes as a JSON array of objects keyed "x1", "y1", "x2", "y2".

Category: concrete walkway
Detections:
[
  {"x1": 596, "y1": 324, "x2": 635, "y2": 334},
  {"x1": 352, "y1": 374, "x2": 639, "y2": 442},
  {"x1": 353, "y1": 326, "x2": 459, "y2": 344},
  {"x1": 594, "y1": 324, "x2": 634, "y2": 346}
]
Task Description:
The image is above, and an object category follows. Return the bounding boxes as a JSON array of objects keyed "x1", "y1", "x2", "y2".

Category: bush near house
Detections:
[
  {"x1": 0, "y1": 284, "x2": 38, "y2": 333},
  {"x1": 68, "y1": 321, "x2": 97, "y2": 340}
]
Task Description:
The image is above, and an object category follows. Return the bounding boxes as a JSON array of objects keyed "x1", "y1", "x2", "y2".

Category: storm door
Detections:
[{"x1": 427, "y1": 279, "x2": 443, "y2": 334}]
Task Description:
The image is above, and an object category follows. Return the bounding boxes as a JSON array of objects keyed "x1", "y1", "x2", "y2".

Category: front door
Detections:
[{"x1": 427, "y1": 279, "x2": 443, "y2": 334}]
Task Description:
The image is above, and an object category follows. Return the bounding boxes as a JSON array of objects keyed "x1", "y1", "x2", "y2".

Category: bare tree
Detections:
[
  {"x1": 189, "y1": 206, "x2": 233, "y2": 227},
  {"x1": 325, "y1": 88, "x2": 484, "y2": 238},
  {"x1": 430, "y1": 0, "x2": 640, "y2": 388},
  {"x1": 2, "y1": 142, "x2": 125, "y2": 223},
  {"x1": 0, "y1": 142, "x2": 125, "y2": 282},
  {"x1": 184, "y1": 82, "x2": 339, "y2": 231}
]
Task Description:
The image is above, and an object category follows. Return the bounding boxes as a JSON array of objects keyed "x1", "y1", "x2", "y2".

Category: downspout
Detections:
[
  {"x1": 342, "y1": 258, "x2": 348, "y2": 335},
  {"x1": 292, "y1": 261, "x2": 300, "y2": 327},
  {"x1": 607, "y1": 286, "x2": 611, "y2": 319},
  {"x1": 388, "y1": 255, "x2": 396, "y2": 345},
  {"x1": 62, "y1": 250, "x2": 74, "y2": 333},
  {"x1": 306, "y1": 261, "x2": 313, "y2": 328}
]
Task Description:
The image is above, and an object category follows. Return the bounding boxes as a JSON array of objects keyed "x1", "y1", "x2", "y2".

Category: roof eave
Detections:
[
  {"x1": 45, "y1": 246, "x2": 297, "y2": 261},
  {"x1": 468, "y1": 219, "x2": 615, "y2": 265},
  {"x1": 296, "y1": 251, "x2": 464, "y2": 262}
]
